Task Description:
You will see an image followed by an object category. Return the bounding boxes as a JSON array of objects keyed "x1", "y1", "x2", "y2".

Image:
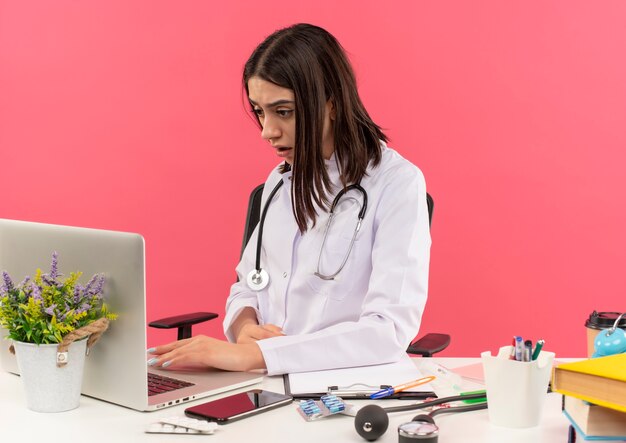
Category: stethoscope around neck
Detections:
[{"x1": 246, "y1": 179, "x2": 368, "y2": 291}]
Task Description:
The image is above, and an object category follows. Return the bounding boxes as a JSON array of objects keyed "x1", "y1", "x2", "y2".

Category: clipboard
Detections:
[
  {"x1": 283, "y1": 374, "x2": 435, "y2": 399},
  {"x1": 282, "y1": 356, "x2": 437, "y2": 400}
]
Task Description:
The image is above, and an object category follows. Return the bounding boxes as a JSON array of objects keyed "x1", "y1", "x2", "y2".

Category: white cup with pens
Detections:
[{"x1": 481, "y1": 338, "x2": 554, "y2": 428}]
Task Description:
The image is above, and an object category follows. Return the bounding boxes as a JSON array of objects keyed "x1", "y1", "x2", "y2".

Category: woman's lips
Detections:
[{"x1": 275, "y1": 147, "x2": 292, "y2": 157}]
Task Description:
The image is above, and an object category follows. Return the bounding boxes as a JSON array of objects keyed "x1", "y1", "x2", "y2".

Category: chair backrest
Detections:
[
  {"x1": 426, "y1": 193, "x2": 434, "y2": 228},
  {"x1": 240, "y1": 184, "x2": 433, "y2": 258},
  {"x1": 240, "y1": 184, "x2": 265, "y2": 258}
]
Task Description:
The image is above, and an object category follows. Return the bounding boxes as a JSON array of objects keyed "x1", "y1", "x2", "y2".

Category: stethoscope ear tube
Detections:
[{"x1": 330, "y1": 184, "x2": 368, "y2": 219}]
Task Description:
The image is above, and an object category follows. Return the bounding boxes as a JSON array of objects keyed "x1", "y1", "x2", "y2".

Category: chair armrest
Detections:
[
  {"x1": 148, "y1": 312, "x2": 219, "y2": 340},
  {"x1": 406, "y1": 333, "x2": 451, "y2": 357}
]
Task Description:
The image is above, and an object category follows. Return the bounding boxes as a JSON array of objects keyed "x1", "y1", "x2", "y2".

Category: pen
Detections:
[
  {"x1": 532, "y1": 339, "x2": 545, "y2": 361},
  {"x1": 369, "y1": 375, "x2": 436, "y2": 399},
  {"x1": 523, "y1": 340, "x2": 532, "y2": 362},
  {"x1": 509, "y1": 336, "x2": 516, "y2": 360},
  {"x1": 514, "y1": 336, "x2": 524, "y2": 361}
]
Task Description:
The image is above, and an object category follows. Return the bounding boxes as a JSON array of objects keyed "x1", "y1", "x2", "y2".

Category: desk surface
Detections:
[{"x1": 1, "y1": 358, "x2": 571, "y2": 443}]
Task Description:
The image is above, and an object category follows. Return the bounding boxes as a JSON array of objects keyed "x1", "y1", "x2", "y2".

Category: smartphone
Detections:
[{"x1": 184, "y1": 389, "x2": 292, "y2": 423}]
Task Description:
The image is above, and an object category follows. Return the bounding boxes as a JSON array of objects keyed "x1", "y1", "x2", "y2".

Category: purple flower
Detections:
[
  {"x1": 73, "y1": 284, "x2": 84, "y2": 303},
  {"x1": 31, "y1": 284, "x2": 43, "y2": 303},
  {"x1": 44, "y1": 304, "x2": 57, "y2": 317},
  {"x1": 83, "y1": 274, "x2": 97, "y2": 295},
  {"x1": 58, "y1": 303, "x2": 71, "y2": 321},
  {"x1": 19, "y1": 276, "x2": 31, "y2": 287},
  {"x1": 2, "y1": 271, "x2": 14, "y2": 292},
  {"x1": 49, "y1": 251, "x2": 59, "y2": 280},
  {"x1": 91, "y1": 274, "x2": 105, "y2": 297},
  {"x1": 42, "y1": 251, "x2": 62, "y2": 286},
  {"x1": 77, "y1": 302, "x2": 91, "y2": 314},
  {"x1": 84, "y1": 274, "x2": 105, "y2": 297}
]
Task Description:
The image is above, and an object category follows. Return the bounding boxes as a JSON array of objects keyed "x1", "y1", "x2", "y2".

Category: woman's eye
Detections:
[
  {"x1": 276, "y1": 109, "x2": 293, "y2": 117},
  {"x1": 252, "y1": 108, "x2": 264, "y2": 117}
]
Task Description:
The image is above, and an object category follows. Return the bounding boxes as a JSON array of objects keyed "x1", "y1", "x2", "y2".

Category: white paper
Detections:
[{"x1": 287, "y1": 354, "x2": 431, "y2": 395}]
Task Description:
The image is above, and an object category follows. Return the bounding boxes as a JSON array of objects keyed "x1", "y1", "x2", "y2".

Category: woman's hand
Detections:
[
  {"x1": 229, "y1": 307, "x2": 285, "y2": 344},
  {"x1": 147, "y1": 335, "x2": 266, "y2": 372},
  {"x1": 236, "y1": 323, "x2": 284, "y2": 344}
]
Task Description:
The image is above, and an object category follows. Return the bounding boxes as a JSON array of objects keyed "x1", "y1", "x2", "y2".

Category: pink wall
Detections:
[{"x1": 1, "y1": 1, "x2": 625, "y2": 357}]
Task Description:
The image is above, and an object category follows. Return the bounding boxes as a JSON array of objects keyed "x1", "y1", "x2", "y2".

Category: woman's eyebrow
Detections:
[{"x1": 248, "y1": 98, "x2": 295, "y2": 108}]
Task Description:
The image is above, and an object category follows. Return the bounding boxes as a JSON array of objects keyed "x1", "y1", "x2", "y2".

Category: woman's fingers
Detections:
[
  {"x1": 147, "y1": 337, "x2": 207, "y2": 367},
  {"x1": 147, "y1": 337, "x2": 191, "y2": 355},
  {"x1": 237, "y1": 324, "x2": 285, "y2": 343},
  {"x1": 262, "y1": 324, "x2": 284, "y2": 335},
  {"x1": 146, "y1": 337, "x2": 203, "y2": 368},
  {"x1": 152, "y1": 350, "x2": 202, "y2": 369}
]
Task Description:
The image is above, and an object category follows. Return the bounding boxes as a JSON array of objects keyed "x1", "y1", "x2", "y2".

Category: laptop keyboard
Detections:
[{"x1": 148, "y1": 372, "x2": 195, "y2": 397}]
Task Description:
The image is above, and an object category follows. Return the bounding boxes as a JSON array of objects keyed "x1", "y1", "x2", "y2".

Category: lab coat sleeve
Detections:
[
  {"x1": 222, "y1": 224, "x2": 265, "y2": 342},
  {"x1": 223, "y1": 169, "x2": 283, "y2": 342},
  {"x1": 257, "y1": 165, "x2": 431, "y2": 375}
]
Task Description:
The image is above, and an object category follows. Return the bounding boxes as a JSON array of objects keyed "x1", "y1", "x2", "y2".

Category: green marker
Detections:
[
  {"x1": 460, "y1": 389, "x2": 487, "y2": 404},
  {"x1": 532, "y1": 339, "x2": 545, "y2": 361}
]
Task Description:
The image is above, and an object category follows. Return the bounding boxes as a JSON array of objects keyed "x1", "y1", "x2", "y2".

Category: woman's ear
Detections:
[{"x1": 327, "y1": 99, "x2": 336, "y2": 121}]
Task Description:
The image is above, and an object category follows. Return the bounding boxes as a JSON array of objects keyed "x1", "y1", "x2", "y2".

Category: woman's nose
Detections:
[{"x1": 261, "y1": 118, "x2": 280, "y2": 142}]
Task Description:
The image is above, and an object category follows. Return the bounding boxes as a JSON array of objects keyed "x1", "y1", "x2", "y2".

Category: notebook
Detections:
[{"x1": 0, "y1": 218, "x2": 262, "y2": 411}]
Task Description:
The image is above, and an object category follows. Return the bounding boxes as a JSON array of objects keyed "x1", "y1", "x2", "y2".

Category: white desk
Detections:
[{"x1": 0, "y1": 358, "x2": 571, "y2": 443}]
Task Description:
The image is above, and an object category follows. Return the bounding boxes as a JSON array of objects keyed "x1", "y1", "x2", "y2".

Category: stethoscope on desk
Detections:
[
  {"x1": 353, "y1": 392, "x2": 488, "y2": 442},
  {"x1": 246, "y1": 179, "x2": 368, "y2": 291}
]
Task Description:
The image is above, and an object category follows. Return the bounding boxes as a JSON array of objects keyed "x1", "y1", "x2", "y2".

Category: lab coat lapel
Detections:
[
  {"x1": 275, "y1": 174, "x2": 298, "y2": 270},
  {"x1": 262, "y1": 173, "x2": 298, "y2": 314}
]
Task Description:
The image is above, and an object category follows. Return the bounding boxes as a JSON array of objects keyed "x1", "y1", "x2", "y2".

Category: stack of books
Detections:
[{"x1": 552, "y1": 353, "x2": 626, "y2": 441}]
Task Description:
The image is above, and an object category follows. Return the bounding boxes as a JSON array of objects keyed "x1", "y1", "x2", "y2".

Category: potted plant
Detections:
[{"x1": 0, "y1": 251, "x2": 116, "y2": 412}]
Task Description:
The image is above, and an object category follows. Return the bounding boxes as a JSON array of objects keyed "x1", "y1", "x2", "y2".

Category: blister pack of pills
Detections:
[
  {"x1": 297, "y1": 395, "x2": 347, "y2": 421},
  {"x1": 145, "y1": 416, "x2": 218, "y2": 435}
]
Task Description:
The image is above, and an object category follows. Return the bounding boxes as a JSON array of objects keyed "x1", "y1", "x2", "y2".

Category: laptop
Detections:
[{"x1": 0, "y1": 219, "x2": 262, "y2": 411}]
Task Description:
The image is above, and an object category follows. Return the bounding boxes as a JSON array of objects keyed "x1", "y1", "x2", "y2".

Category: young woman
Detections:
[{"x1": 148, "y1": 24, "x2": 431, "y2": 375}]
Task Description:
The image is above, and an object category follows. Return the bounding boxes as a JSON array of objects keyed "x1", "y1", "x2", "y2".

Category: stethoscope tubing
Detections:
[
  {"x1": 253, "y1": 180, "x2": 284, "y2": 273},
  {"x1": 382, "y1": 392, "x2": 487, "y2": 413},
  {"x1": 329, "y1": 183, "x2": 367, "y2": 219},
  {"x1": 248, "y1": 179, "x2": 367, "y2": 290}
]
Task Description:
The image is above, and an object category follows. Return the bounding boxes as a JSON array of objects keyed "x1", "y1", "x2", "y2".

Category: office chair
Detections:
[{"x1": 150, "y1": 185, "x2": 450, "y2": 357}]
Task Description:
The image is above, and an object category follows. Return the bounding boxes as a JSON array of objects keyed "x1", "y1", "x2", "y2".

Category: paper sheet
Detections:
[{"x1": 287, "y1": 354, "x2": 431, "y2": 395}]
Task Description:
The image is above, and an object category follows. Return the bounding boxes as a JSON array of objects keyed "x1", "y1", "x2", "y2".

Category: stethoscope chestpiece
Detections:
[
  {"x1": 246, "y1": 268, "x2": 269, "y2": 291},
  {"x1": 397, "y1": 417, "x2": 439, "y2": 443}
]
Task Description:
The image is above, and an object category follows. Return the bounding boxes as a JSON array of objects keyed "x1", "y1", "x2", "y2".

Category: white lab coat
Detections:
[{"x1": 223, "y1": 143, "x2": 431, "y2": 375}]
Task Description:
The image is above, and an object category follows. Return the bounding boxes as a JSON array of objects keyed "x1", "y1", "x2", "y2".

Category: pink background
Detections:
[{"x1": 1, "y1": 1, "x2": 625, "y2": 357}]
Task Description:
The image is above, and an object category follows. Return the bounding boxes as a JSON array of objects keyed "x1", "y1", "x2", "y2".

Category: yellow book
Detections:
[{"x1": 552, "y1": 353, "x2": 626, "y2": 413}]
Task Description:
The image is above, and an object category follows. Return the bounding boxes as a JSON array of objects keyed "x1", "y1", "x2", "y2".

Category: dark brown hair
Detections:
[{"x1": 243, "y1": 23, "x2": 387, "y2": 232}]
